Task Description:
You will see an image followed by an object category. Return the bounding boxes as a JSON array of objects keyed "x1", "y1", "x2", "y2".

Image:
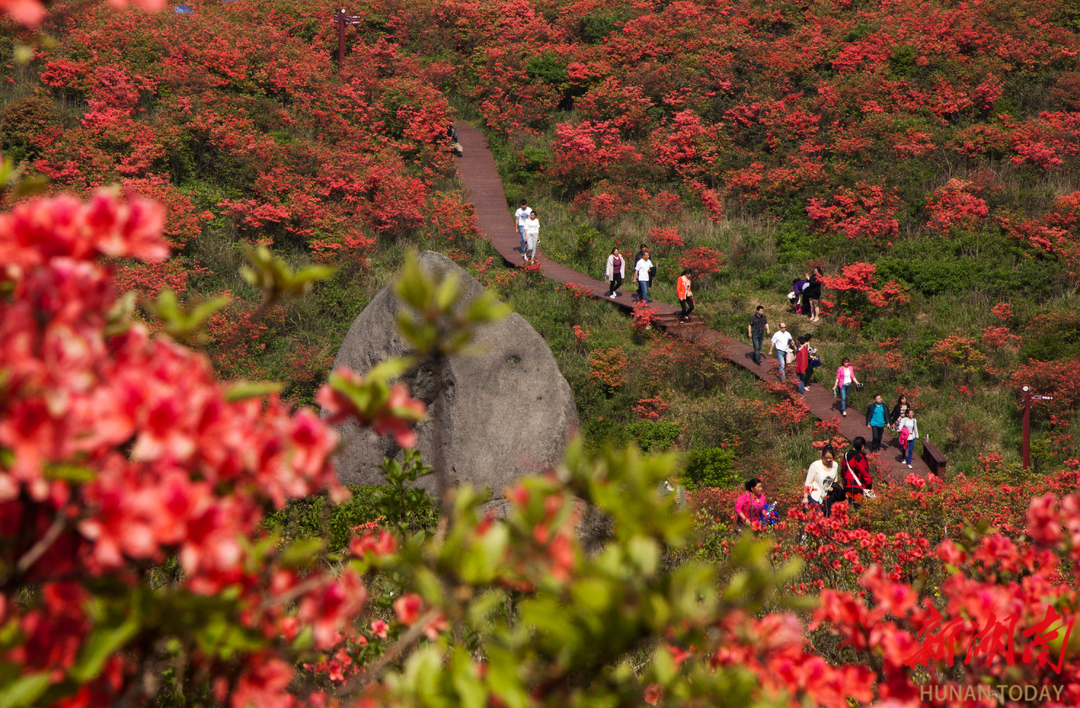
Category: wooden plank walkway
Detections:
[{"x1": 453, "y1": 121, "x2": 929, "y2": 480}]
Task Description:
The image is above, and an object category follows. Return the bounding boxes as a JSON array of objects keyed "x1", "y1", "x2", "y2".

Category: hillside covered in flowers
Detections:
[{"x1": 4, "y1": 0, "x2": 1080, "y2": 707}]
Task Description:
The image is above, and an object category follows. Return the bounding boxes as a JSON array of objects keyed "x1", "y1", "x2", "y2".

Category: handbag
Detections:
[
  {"x1": 785, "y1": 350, "x2": 795, "y2": 364},
  {"x1": 898, "y1": 426, "x2": 911, "y2": 447}
]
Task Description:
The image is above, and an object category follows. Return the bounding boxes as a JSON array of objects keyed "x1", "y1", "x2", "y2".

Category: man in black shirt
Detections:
[{"x1": 748, "y1": 305, "x2": 770, "y2": 365}]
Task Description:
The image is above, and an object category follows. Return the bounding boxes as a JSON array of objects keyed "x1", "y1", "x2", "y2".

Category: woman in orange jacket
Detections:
[{"x1": 677, "y1": 269, "x2": 695, "y2": 322}]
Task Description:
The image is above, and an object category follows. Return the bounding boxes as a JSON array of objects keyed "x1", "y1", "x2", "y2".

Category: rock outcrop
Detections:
[{"x1": 327, "y1": 251, "x2": 578, "y2": 496}]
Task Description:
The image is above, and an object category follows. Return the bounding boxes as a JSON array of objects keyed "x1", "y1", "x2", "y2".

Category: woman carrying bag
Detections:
[
  {"x1": 896, "y1": 408, "x2": 920, "y2": 469},
  {"x1": 832, "y1": 358, "x2": 862, "y2": 417},
  {"x1": 734, "y1": 478, "x2": 767, "y2": 528},
  {"x1": 605, "y1": 248, "x2": 626, "y2": 298},
  {"x1": 802, "y1": 445, "x2": 840, "y2": 516}
]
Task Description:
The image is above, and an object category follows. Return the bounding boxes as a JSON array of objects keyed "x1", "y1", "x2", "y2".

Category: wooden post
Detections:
[
  {"x1": 1021, "y1": 386, "x2": 1054, "y2": 470},
  {"x1": 1022, "y1": 386, "x2": 1032, "y2": 470},
  {"x1": 337, "y1": 8, "x2": 345, "y2": 67}
]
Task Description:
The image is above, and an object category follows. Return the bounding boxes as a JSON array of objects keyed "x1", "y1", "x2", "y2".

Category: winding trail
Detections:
[{"x1": 453, "y1": 121, "x2": 931, "y2": 480}]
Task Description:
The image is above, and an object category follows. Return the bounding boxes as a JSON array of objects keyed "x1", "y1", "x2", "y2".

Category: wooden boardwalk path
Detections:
[{"x1": 453, "y1": 121, "x2": 929, "y2": 480}]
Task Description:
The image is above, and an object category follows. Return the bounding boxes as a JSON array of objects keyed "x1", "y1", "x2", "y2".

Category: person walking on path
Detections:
[
  {"x1": 522, "y1": 211, "x2": 540, "y2": 262},
  {"x1": 634, "y1": 249, "x2": 654, "y2": 304},
  {"x1": 891, "y1": 394, "x2": 911, "y2": 427},
  {"x1": 748, "y1": 306, "x2": 770, "y2": 365},
  {"x1": 803, "y1": 267, "x2": 824, "y2": 322},
  {"x1": 802, "y1": 445, "x2": 839, "y2": 515},
  {"x1": 513, "y1": 199, "x2": 532, "y2": 254},
  {"x1": 840, "y1": 437, "x2": 873, "y2": 511},
  {"x1": 896, "y1": 408, "x2": 920, "y2": 469},
  {"x1": 768, "y1": 322, "x2": 794, "y2": 381},
  {"x1": 634, "y1": 243, "x2": 648, "y2": 270},
  {"x1": 832, "y1": 357, "x2": 861, "y2": 417},
  {"x1": 735, "y1": 477, "x2": 766, "y2": 527},
  {"x1": 865, "y1": 394, "x2": 891, "y2": 452},
  {"x1": 677, "y1": 269, "x2": 695, "y2": 322},
  {"x1": 605, "y1": 247, "x2": 626, "y2": 298},
  {"x1": 795, "y1": 335, "x2": 812, "y2": 394}
]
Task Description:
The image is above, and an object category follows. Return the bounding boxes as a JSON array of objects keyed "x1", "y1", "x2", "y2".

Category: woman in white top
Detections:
[
  {"x1": 634, "y1": 249, "x2": 653, "y2": 303},
  {"x1": 513, "y1": 199, "x2": 532, "y2": 254},
  {"x1": 523, "y1": 211, "x2": 540, "y2": 262},
  {"x1": 802, "y1": 445, "x2": 839, "y2": 512},
  {"x1": 832, "y1": 357, "x2": 862, "y2": 417},
  {"x1": 896, "y1": 409, "x2": 920, "y2": 469},
  {"x1": 605, "y1": 247, "x2": 626, "y2": 298}
]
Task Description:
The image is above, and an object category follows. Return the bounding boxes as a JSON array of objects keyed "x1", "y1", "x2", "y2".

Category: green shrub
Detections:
[
  {"x1": 683, "y1": 446, "x2": 737, "y2": 489},
  {"x1": 526, "y1": 52, "x2": 568, "y2": 89},
  {"x1": 0, "y1": 96, "x2": 59, "y2": 163},
  {"x1": 263, "y1": 485, "x2": 384, "y2": 551},
  {"x1": 580, "y1": 12, "x2": 622, "y2": 44},
  {"x1": 627, "y1": 420, "x2": 681, "y2": 452}
]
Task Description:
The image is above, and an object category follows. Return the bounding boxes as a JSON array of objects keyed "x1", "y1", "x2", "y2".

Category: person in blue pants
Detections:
[
  {"x1": 634, "y1": 250, "x2": 653, "y2": 304},
  {"x1": 768, "y1": 323, "x2": 794, "y2": 381}
]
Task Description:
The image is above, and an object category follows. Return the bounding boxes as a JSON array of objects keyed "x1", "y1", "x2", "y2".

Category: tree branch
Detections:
[
  {"x1": 16, "y1": 512, "x2": 66, "y2": 574},
  {"x1": 336, "y1": 608, "x2": 441, "y2": 698}
]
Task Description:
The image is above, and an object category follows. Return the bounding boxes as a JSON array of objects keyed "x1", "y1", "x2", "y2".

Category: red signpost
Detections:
[
  {"x1": 335, "y1": 8, "x2": 362, "y2": 67},
  {"x1": 1020, "y1": 385, "x2": 1053, "y2": 470}
]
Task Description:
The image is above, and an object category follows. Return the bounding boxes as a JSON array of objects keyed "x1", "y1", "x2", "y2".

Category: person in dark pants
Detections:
[
  {"x1": 748, "y1": 305, "x2": 770, "y2": 365},
  {"x1": 795, "y1": 335, "x2": 812, "y2": 394},
  {"x1": 865, "y1": 394, "x2": 891, "y2": 453},
  {"x1": 677, "y1": 269, "x2": 695, "y2": 322},
  {"x1": 604, "y1": 247, "x2": 625, "y2": 298},
  {"x1": 841, "y1": 437, "x2": 872, "y2": 511},
  {"x1": 803, "y1": 266, "x2": 823, "y2": 322}
]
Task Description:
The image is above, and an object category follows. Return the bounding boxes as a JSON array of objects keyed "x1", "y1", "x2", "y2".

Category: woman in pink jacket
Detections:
[
  {"x1": 832, "y1": 357, "x2": 862, "y2": 417},
  {"x1": 734, "y1": 477, "x2": 766, "y2": 527}
]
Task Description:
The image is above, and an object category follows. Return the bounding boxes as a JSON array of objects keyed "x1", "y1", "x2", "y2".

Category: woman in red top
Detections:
[
  {"x1": 677, "y1": 269, "x2": 695, "y2": 322},
  {"x1": 795, "y1": 335, "x2": 812, "y2": 394},
  {"x1": 840, "y1": 436, "x2": 873, "y2": 511}
]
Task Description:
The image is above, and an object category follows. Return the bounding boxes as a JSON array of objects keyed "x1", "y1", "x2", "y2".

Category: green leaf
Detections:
[
  {"x1": 11, "y1": 175, "x2": 49, "y2": 200},
  {"x1": 223, "y1": 380, "x2": 284, "y2": 402},
  {"x1": 466, "y1": 292, "x2": 511, "y2": 324},
  {"x1": 485, "y1": 647, "x2": 528, "y2": 708},
  {"x1": 458, "y1": 523, "x2": 509, "y2": 584},
  {"x1": 279, "y1": 538, "x2": 326, "y2": 568},
  {"x1": 69, "y1": 610, "x2": 141, "y2": 683},
  {"x1": 451, "y1": 651, "x2": 487, "y2": 708},
  {"x1": 393, "y1": 256, "x2": 433, "y2": 312},
  {"x1": 151, "y1": 290, "x2": 230, "y2": 343},
  {"x1": 652, "y1": 645, "x2": 677, "y2": 684},
  {"x1": 240, "y1": 242, "x2": 336, "y2": 305},
  {"x1": 0, "y1": 672, "x2": 50, "y2": 708},
  {"x1": 434, "y1": 274, "x2": 461, "y2": 312},
  {"x1": 42, "y1": 464, "x2": 96, "y2": 483},
  {"x1": 367, "y1": 356, "x2": 417, "y2": 384}
]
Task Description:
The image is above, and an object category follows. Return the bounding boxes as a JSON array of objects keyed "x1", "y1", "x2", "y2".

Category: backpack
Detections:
[{"x1": 822, "y1": 477, "x2": 846, "y2": 516}]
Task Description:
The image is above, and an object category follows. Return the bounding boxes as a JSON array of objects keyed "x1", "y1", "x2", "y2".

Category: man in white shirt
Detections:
[
  {"x1": 768, "y1": 322, "x2": 794, "y2": 381},
  {"x1": 513, "y1": 199, "x2": 532, "y2": 255},
  {"x1": 634, "y1": 249, "x2": 653, "y2": 303}
]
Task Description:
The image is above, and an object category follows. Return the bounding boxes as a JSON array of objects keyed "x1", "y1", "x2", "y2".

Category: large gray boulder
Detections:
[{"x1": 327, "y1": 251, "x2": 579, "y2": 496}]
